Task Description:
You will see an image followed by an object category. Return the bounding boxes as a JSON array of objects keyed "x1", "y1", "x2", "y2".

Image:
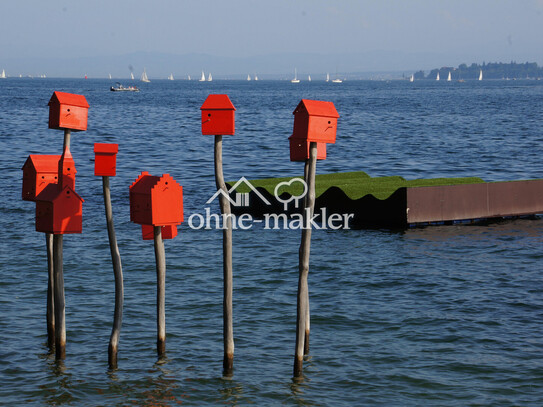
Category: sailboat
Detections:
[
  {"x1": 199, "y1": 71, "x2": 206, "y2": 82},
  {"x1": 254, "y1": 74, "x2": 258, "y2": 81},
  {"x1": 1, "y1": 69, "x2": 7, "y2": 78},
  {"x1": 447, "y1": 71, "x2": 451, "y2": 82},
  {"x1": 207, "y1": 72, "x2": 212, "y2": 81},
  {"x1": 141, "y1": 68, "x2": 150, "y2": 82},
  {"x1": 109, "y1": 73, "x2": 112, "y2": 80},
  {"x1": 409, "y1": 74, "x2": 414, "y2": 82},
  {"x1": 247, "y1": 74, "x2": 251, "y2": 81},
  {"x1": 478, "y1": 69, "x2": 483, "y2": 81},
  {"x1": 130, "y1": 72, "x2": 135, "y2": 80},
  {"x1": 188, "y1": 75, "x2": 191, "y2": 81},
  {"x1": 168, "y1": 73, "x2": 174, "y2": 80},
  {"x1": 291, "y1": 68, "x2": 300, "y2": 83},
  {"x1": 436, "y1": 72, "x2": 440, "y2": 81},
  {"x1": 308, "y1": 74, "x2": 312, "y2": 82},
  {"x1": 326, "y1": 73, "x2": 330, "y2": 82}
]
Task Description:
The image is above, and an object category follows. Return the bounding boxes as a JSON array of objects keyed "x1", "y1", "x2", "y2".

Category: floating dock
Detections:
[{"x1": 228, "y1": 173, "x2": 543, "y2": 228}]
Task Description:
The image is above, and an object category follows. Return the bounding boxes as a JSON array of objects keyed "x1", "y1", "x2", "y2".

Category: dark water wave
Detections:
[{"x1": 1, "y1": 78, "x2": 543, "y2": 405}]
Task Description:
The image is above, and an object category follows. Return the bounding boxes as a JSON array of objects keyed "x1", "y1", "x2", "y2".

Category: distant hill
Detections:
[{"x1": 414, "y1": 62, "x2": 543, "y2": 80}]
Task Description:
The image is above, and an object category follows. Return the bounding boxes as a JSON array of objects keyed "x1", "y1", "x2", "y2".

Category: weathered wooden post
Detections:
[
  {"x1": 289, "y1": 138, "x2": 328, "y2": 358},
  {"x1": 154, "y1": 226, "x2": 166, "y2": 356},
  {"x1": 200, "y1": 94, "x2": 236, "y2": 376},
  {"x1": 94, "y1": 143, "x2": 124, "y2": 368},
  {"x1": 294, "y1": 142, "x2": 317, "y2": 377},
  {"x1": 289, "y1": 99, "x2": 339, "y2": 377},
  {"x1": 130, "y1": 172, "x2": 184, "y2": 358},
  {"x1": 45, "y1": 233, "x2": 55, "y2": 349}
]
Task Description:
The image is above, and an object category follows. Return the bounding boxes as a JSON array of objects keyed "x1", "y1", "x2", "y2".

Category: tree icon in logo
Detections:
[{"x1": 274, "y1": 178, "x2": 308, "y2": 211}]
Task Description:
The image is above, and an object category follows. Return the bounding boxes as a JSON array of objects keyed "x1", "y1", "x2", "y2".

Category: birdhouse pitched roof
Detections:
[
  {"x1": 200, "y1": 94, "x2": 236, "y2": 110},
  {"x1": 22, "y1": 155, "x2": 60, "y2": 172},
  {"x1": 293, "y1": 99, "x2": 339, "y2": 118},
  {"x1": 35, "y1": 183, "x2": 84, "y2": 203},
  {"x1": 48, "y1": 91, "x2": 90, "y2": 108},
  {"x1": 130, "y1": 172, "x2": 159, "y2": 193},
  {"x1": 130, "y1": 172, "x2": 182, "y2": 194}
]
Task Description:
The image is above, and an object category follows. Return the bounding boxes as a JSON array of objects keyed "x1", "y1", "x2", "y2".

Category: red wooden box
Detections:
[
  {"x1": 94, "y1": 143, "x2": 118, "y2": 176},
  {"x1": 292, "y1": 99, "x2": 339, "y2": 144},
  {"x1": 141, "y1": 224, "x2": 178, "y2": 240},
  {"x1": 22, "y1": 155, "x2": 60, "y2": 201},
  {"x1": 129, "y1": 172, "x2": 184, "y2": 226},
  {"x1": 200, "y1": 94, "x2": 236, "y2": 135},
  {"x1": 35, "y1": 185, "x2": 84, "y2": 234},
  {"x1": 288, "y1": 136, "x2": 327, "y2": 162},
  {"x1": 48, "y1": 91, "x2": 89, "y2": 132}
]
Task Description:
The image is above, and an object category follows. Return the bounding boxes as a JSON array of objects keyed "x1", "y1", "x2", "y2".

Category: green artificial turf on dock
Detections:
[{"x1": 229, "y1": 171, "x2": 485, "y2": 200}]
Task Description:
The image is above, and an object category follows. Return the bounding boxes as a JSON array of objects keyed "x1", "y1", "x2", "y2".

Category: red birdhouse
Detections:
[
  {"x1": 288, "y1": 135, "x2": 327, "y2": 162},
  {"x1": 292, "y1": 99, "x2": 339, "y2": 143},
  {"x1": 57, "y1": 149, "x2": 77, "y2": 191},
  {"x1": 48, "y1": 91, "x2": 90, "y2": 132},
  {"x1": 35, "y1": 184, "x2": 84, "y2": 234},
  {"x1": 22, "y1": 155, "x2": 60, "y2": 201},
  {"x1": 141, "y1": 224, "x2": 178, "y2": 240},
  {"x1": 94, "y1": 143, "x2": 119, "y2": 177},
  {"x1": 129, "y1": 172, "x2": 184, "y2": 227},
  {"x1": 200, "y1": 94, "x2": 236, "y2": 135}
]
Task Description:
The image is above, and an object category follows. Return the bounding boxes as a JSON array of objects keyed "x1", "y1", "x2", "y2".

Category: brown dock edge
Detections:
[{"x1": 230, "y1": 179, "x2": 543, "y2": 228}]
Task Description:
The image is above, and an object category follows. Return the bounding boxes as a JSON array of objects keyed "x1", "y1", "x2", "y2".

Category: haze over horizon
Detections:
[{"x1": 2, "y1": 0, "x2": 543, "y2": 78}]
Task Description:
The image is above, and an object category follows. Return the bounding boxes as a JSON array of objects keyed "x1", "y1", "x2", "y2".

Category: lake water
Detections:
[{"x1": 1, "y1": 78, "x2": 542, "y2": 405}]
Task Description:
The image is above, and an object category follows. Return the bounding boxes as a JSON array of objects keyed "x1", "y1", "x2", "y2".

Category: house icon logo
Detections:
[{"x1": 206, "y1": 176, "x2": 271, "y2": 207}]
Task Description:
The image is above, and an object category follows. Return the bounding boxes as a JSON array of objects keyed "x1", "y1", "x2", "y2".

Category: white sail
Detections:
[
  {"x1": 291, "y1": 68, "x2": 300, "y2": 83},
  {"x1": 0, "y1": 69, "x2": 6, "y2": 79},
  {"x1": 308, "y1": 74, "x2": 311, "y2": 81},
  {"x1": 130, "y1": 72, "x2": 134, "y2": 80},
  {"x1": 447, "y1": 71, "x2": 451, "y2": 82},
  {"x1": 188, "y1": 75, "x2": 191, "y2": 81},
  {"x1": 436, "y1": 72, "x2": 440, "y2": 81},
  {"x1": 326, "y1": 73, "x2": 330, "y2": 82},
  {"x1": 168, "y1": 73, "x2": 174, "y2": 80},
  {"x1": 479, "y1": 69, "x2": 483, "y2": 81},
  {"x1": 109, "y1": 73, "x2": 112, "y2": 79},
  {"x1": 208, "y1": 73, "x2": 212, "y2": 81},
  {"x1": 141, "y1": 68, "x2": 150, "y2": 82},
  {"x1": 409, "y1": 74, "x2": 414, "y2": 82},
  {"x1": 199, "y1": 70, "x2": 206, "y2": 81},
  {"x1": 247, "y1": 74, "x2": 251, "y2": 81},
  {"x1": 254, "y1": 74, "x2": 258, "y2": 81}
]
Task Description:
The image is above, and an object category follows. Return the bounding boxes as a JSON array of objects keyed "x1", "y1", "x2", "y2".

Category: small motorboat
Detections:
[{"x1": 110, "y1": 82, "x2": 139, "y2": 92}]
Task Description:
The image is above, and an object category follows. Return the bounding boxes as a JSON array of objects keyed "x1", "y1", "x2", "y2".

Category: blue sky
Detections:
[{"x1": 2, "y1": 0, "x2": 543, "y2": 73}]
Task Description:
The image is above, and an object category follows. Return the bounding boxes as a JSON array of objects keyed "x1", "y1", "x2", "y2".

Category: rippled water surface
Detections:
[{"x1": 1, "y1": 78, "x2": 542, "y2": 405}]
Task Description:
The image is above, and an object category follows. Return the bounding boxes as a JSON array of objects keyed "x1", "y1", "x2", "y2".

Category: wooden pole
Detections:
[
  {"x1": 46, "y1": 233, "x2": 55, "y2": 350},
  {"x1": 294, "y1": 142, "x2": 317, "y2": 378},
  {"x1": 302, "y1": 160, "x2": 310, "y2": 356},
  {"x1": 102, "y1": 176, "x2": 124, "y2": 369},
  {"x1": 154, "y1": 226, "x2": 166, "y2": 357},
  {"x1": 53, "y1": 234, "x2": 65, "y2": 359},
  {"x1": 214, "y1": 135, "x2": 234, "y2": 376},
  {"x1": 63, "y1": 129, "x2": 71, "y2": 150},
  {"x1": 51, "y1": 129, "x2": 71, "y2": 360}
]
